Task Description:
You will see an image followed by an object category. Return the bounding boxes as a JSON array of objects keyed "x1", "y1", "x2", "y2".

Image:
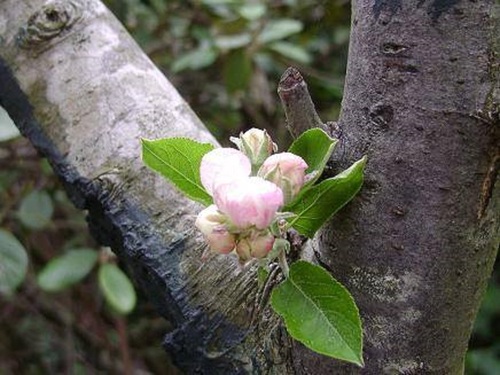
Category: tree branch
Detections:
[
  {"x1": 277, "y1": 66, "x2": 327, "y2": 138},
  {"x1": 1, "y1": 1, "x2": 498, "y2": 374},
  {"x1": 296, "y1": 1, "x2": 500, "y2": 373},
  {"x1": 0, "y1": 1, "x2": 291, "y2": 373}
]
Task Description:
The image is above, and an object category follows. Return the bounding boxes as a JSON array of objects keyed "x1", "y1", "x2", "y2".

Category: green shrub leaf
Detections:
[
  {"x1": 0, "y1": 229, "x2": 28, "y2": 296},
  {"x1": 98, "y1": 263, "x2": 137, "y2": 315},
  {"x1": 258, "y1": 19, "x2": 303, "y2": 44},
  {"x1": 268, "y1": 42, "x2": 312, "y2": 64},
  {"x1": 215, "y1": 34, "x2": 252, "y2": 50},
  {"x1": 171, "y1": 46, "x2": 218, "y2": 72},
  {"x1": 17, "y1": 190, "x2": 54, "y2": 230},
  {"x1": 271, "y1": 261, "x2": 363, "y2": 366},
  {"x1": 286, "y1": 157, "x2": 366, "y2": 238},
  {"x1": 223, "y1": 49, "x2": 252, "y2": 93},
  {"x1": 37, "y1": 249, "x2": 98, "y2": 292},
  {"x1": 238, "y1": 4, "x2": 266, "y2": 20},
  {"x1": 141, "y1": 138, "x2": 215, "y2": 205},
  {"x1": 0, "y1": 107, "x2": 20, "y2": 142},
  {"x1": 288, "y1": 128, "x2": 337, "y2": 188}
]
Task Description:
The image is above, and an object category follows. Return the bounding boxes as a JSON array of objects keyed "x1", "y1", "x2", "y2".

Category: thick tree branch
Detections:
[
  {"x1": 0, "y1": 1, "x2": 290, "y2": 373},
  {"x1": 1, "y1": 1, "x2": 498, "y2": 374},
  {"x1": 294, "y1": 1, "x2": 499, "y2": 373}
]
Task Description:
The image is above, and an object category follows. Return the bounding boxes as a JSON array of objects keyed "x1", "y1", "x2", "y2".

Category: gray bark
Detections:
[
  {"x1": 0, "y1": 1, "x2": 282, "y2": 373},
  {"x1": 0, "y1": 0, "x2": 498, "y2": 374},
  {"x1": 292, "y1": 1, "x2": 499, "y2": 374}
]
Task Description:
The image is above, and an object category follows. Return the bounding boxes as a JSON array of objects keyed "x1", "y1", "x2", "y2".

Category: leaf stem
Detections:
[{"x1": 278, "y1": 249, "x2": 290, "y2": 278}]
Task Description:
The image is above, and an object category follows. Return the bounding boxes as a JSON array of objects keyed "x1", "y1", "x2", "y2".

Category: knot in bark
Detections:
[
  {"x1": 16, "y1": 1, "x2": 82, "y2": 50},
  {"x1": 369, "y1": 102, "x2": 394, "y2": 129}
]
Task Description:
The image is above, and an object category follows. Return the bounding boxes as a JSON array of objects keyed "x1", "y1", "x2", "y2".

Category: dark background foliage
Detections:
[{"x1": 0, "y1": 1, "x2": 498, "y2": 373}]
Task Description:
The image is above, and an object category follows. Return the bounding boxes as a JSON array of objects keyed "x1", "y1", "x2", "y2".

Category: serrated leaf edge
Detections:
[
  {"x1": 272, "y1": 261, "x2": 364, "y2": 366},
  {"x1": 287, "y1": 129, "x2": 338, "y2": 201},
  {"x1": 288, "y1": 156, "x2": 366, "y2": 237},
  {"x1": 141, "y1": 138, "x2": 213, "y2": 205}
]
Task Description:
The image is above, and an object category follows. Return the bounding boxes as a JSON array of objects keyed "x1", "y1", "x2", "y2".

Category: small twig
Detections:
[
  {"x1": 277, "y1": 67, "x2": 326, "y2": 138},
  {"x1": 115, "y1": 316, "x2": 133, "y2": 375},
  {"x1": 64, "y1": 295, "x2": 75, "y2": 375},
  {"x1": 250, "y1": 263, "x2": 281, "y2": 326}
]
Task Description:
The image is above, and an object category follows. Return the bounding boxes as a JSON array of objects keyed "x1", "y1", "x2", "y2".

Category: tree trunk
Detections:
[
  {"x1": 292, "y1": 1, "x2": 499, "y2": 374},
  {"x1": 0, "y1": 1, "x2": 498, "y2": 374}
]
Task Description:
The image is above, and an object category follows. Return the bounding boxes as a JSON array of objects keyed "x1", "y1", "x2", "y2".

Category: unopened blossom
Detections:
[
  {"x1": 231, "y1": 128, "x2": 277, "y2": 171},
  {"x1": 236, "y1": 230, "x2": 275, "y2": 262},
  {"x1": 200, "y1": 148, "x2": 251, "y2": 196},
  {"x1": 258, "y1": 152, "x2": 308, "y2": 203},
  {"x1": 195, "y1": 205, "x2": 236, "y2": 254},
  {"x1": 214, "y1": 176, "x2": 283, "y2": 230}
]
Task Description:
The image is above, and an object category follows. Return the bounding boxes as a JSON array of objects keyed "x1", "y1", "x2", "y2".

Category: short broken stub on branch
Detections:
[{"x1": 277, "y1": 67, "x2": 327, "y2": 139}]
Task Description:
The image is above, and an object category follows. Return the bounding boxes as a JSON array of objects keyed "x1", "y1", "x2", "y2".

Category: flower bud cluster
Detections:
[{"x1": 196, "y1": 128, "x2": 308, "y2": 263}]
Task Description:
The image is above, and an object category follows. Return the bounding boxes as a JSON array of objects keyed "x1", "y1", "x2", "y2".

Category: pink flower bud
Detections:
[
  {"x1": 258, "y1": 152, "x2": 308, "y2": 203},
  {"x1": 235, "y1": 231, "x2": 275, "y2": 263},
  {"x1": 231, "y1": 128, "x2": 277, "y2": 170},
  {"x1": 214, "y1": 177, "x2": 283, "y2": 230},
  {"x1": 195, "y1": 205, "x2": 236, "y2": 254},
  {"x1": 200, "y1": 148, "x2": 251, "y2": 196}
]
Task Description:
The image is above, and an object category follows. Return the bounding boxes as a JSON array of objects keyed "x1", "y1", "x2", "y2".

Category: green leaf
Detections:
[
  {"x1": 98, "y1": 263, "x2": 137, "y2": 315},
  {"x1": 141, "y1": 138, "x2": 215, "y2": 205},
  {"x1": 268, "y1": 42, "x2": 312, "y2": 64},
  {"x1": 286, "y1": 157, "x2": 366, "y2": 238},
  {"x1": 238, "y1": 4, "x2": 266, "y2": 20},
  {"x1": 37, "y1": 249, "x2": 98, "y2": 292},
  {"x1": 0, "y1": 106, "x2": 20, "y2": 142},
  {"x1": 271, "y1": 261, "x2": 363, "y2": 366},
  {"x1": 214, "y1": 33, "x2": 252, "y2": 50},
  {"x1": 201, "y1": 0, "x2": 239, "y2": 5},
  {"x1": 171, "y1": 46, "x2": 218, "y2": 72},
  {"x1": 466, "y1": 348, "x2": 500, "y2": 375},
  {"x1": 223, "y1": 49, "x2": 252, "y2": 93},
  {"x1": 471, "y1": 282, "x2": 500, "y2": 338},
  {"x1": 257, "y1": 19, "x2": 303, "y2": 44},
  {"x1": 288, "y1": 128, "x2": 337, "y2": 187},
  {"x1": 0, "y1": 229, "x2": 28, "y2": 296},
  {"x1": 17, "y1": 190, "x2": 54, "y2": 230}
]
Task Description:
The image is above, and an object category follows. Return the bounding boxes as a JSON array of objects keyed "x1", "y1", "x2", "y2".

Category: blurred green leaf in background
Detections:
[
  {"x1": 17, "y1": 190, "x2": 54, "y2": 230},
  {"x1": 37, "y1": 249, "x2": 98, "y2": 292},
  {"x1": 0, "y1": 229, "x2": 28, "y2": 296},
  {"x1": 99, "y1": 263, "x2": 137, "y2": 315},
  {"x1": 103, "y1": 0, "x2": 350, "y2": 143},
  {"x1": 0, "y1": 107, "x2": 20, "y2": 142}
]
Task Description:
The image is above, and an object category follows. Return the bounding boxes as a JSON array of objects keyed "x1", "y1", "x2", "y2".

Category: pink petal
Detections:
[
  {"x1": 200, "y1": 148, "x2": 251, "y2": 196},
  {"x1": 214, "y1": 177, "x2": 283, "y2": 229}
]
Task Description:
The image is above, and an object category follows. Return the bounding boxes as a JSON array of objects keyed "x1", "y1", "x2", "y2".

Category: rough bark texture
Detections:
[
  {"x1": 292, "y1": 1, "x2": 499, "y2": 374},
  {"x1": 0, "y1": 0, "x2": 498, "y2": 374}
]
